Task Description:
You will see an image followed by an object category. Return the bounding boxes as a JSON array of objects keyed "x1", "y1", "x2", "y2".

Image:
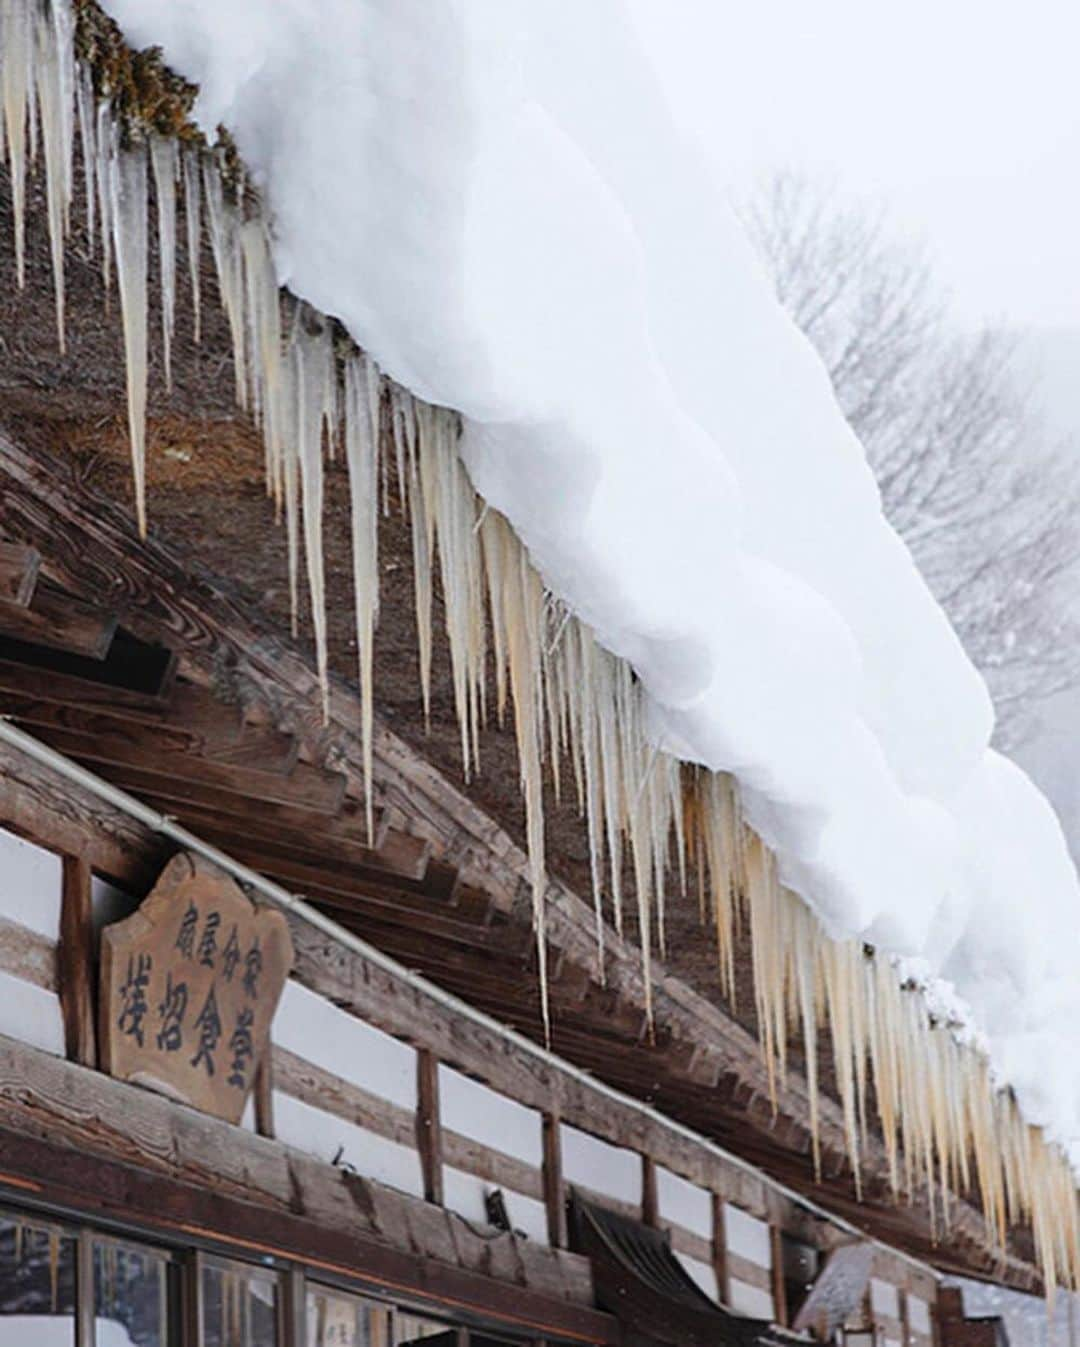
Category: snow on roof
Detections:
[
  {"x1": 6, "y1": 0, "x2": 1080, "y2": 1286},
  {"x1": 97, "y1": 0, "x2": 1080, "y2": 1151}
]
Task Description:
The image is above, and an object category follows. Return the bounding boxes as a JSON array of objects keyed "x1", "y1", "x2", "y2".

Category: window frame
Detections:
[{"x1": 0, "y1": 1197, "x2": 549, "y2": 1347}]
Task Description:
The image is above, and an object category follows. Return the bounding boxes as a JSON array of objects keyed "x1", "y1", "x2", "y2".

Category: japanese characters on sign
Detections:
[{"x1": 100, "y1": 853, "x2": 293, "y2": 1124}]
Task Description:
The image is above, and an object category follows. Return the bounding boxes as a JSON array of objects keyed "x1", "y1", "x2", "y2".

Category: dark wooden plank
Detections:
[
  {"x1": 135, "y1": 798, "x2": 439, "y2": 885},
  {"x1": 417, "y1": 1049, "x2": 444, "y2": 1205},
  {"x1": 0, "y1": 654, "x2": 168, "y2": 713},
  {"x1": 0, "y1": 585, "x2": 118, "y2": 659},
  {"x1": 0, "y1": 540, "x2": 41, "y2": 606},
  {"x1": 33, "y1": 727, "x2": 348, "y2": 816},
  {"x1": 59, "y1": 855, "x2": 97, "y2": 1068}
]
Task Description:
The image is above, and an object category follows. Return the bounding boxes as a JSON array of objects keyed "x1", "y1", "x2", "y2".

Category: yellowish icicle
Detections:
[
  {"x1": 292, "y1": 316, "x2": 333, "y2": 721},
  {"x1": 34, "y1": 0, "x2": 74, "y2": 349},
  {"x1": 486, "y1": 513, "x2": 550, "y2": 1041},
  {"x1": 110, "y1": 141, "x2": 150, "y2": 538},
  {"x1": 344, "y1": 352, "x2": 380, "y2": 841},
  {"x1": 74, "y1": 63, "x2": 95, "y2": 249},
  {"x1": 150, "y1": 135, "x2": 178, "y2": 392},
  {"x1": 94, "y1": 100, "x2": 113, "y2": 288},
  {"x1": 203, "y1": 157, "x2": 247, "y2": 407},
  {"x1": 183, "y1": 145, "x2": 202, "y2": 342},
  {"x1": 1, "y1": 0, "x2": 32, "y2": 287}
]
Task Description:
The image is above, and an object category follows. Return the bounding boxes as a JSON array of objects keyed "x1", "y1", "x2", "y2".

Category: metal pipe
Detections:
[{"x1": 0, "y1": 715, "x2": 939, "y2": 1278}]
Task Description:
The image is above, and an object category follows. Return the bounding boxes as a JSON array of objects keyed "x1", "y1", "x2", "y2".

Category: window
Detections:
[
  {"x1": 0, "y1": 1203, "x2": 549, "y2": 1347},
  {"x1": 201, "y1": 1256, "x2": 281, "y2": 1347},
  {"x1": 307, "y1": 1284, "x2": 391, "y2": 1346},
  {"x1": 0, "y1": 1214, "x2": 77, "y2": 1344},
  {"x1": 94, "y1": 1235, "x2": 177, "y2": 1346}
]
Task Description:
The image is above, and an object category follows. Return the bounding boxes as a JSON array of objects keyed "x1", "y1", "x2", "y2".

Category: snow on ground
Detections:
[{"x1": 97, "y1": 0, "x2": 1080, "y2": 1159}]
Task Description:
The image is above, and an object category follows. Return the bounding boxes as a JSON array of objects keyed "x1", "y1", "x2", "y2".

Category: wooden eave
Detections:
[{"x1": 0, "y1": 423, "x2": 1042, "y2": 1295}]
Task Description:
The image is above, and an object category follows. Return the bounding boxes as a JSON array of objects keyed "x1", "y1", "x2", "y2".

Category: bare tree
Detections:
[{"x1": 739, "y1": 171, "x2": 1080, "y2": 749}]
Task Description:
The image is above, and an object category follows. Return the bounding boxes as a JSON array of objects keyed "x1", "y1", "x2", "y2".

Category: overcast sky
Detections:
[{"x1": 631, "y1": 0, "x2": 1080, "y2": 331}]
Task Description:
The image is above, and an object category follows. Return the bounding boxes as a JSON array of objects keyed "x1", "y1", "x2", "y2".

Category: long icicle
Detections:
[{"x1": 110, "y1": 139, "x2": 150, "y2": 538}]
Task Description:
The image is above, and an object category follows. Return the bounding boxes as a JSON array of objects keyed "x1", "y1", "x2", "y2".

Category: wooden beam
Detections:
[
  {"x1": 0, "y1": 654, "x2": 168, "y2": 713},
  {"x1": 712, "y1": 1194, "x2": 729, "y2": 1306},
  {"x1": 0, "y1": 585, "x2": 118, "y2": 659},
  {"x1": 770, "y1": 1223, "x2": 788, "y2": 1327},
  {"x1": 0, "y1": 737, "x2": 164, "y2": 891},
  {"x1": 59, "y1": 854, "x2": 97, "y2": 1068},
  {"x1": 0, "y1": 540, "x2": 41, "y2": 606},
  {"x1": 253, "y1": 1056, "x2": 275, "y2": 1140},
  {"x1": 641, "y1": 1155, "x2": 659, "y2": 1228},
  {"x1": 417, "y1": 1049, "x2": 444, "y2": 1205},
  {"x1": 543, "y1": 1114, "x2": 567, "y2": 1249},
  {"x1": 34, "y1": 729, "x2": 348, "y2": 816},
  {"x1": 0, "y1": 1034, "x2": 615, "y2": 1342}
]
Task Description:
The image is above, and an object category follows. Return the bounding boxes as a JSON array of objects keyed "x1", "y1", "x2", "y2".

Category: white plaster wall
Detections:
[
  {"x1": 723, "y1": 1204, "x2": 771, "y2": 1268},
  {"x1": 729, "y1": 1279, "x2": 773, "y2": 1320},
  {"x1": 441, "y1": 1166, "x2": 548, "y2": 1243},
  {"x1": 908, "y1": 1295, "x2": 932, "y2": 1334},
  {"x1": 438, "y1": 1065, "x2": 543, "y2": 1167},
  {"x1": 0, "y1": 968, "x2": 64, "y2": 1054},
  {"x1": 0, "y1": 827, "x2": 61, "y2": 939},
  {"x1": 675, "y1": 1252, "x2": 718, "y2": 1303},
  {"x1": 871, "y1": 1277, "x2": 900, "y2": 1320},
  {"x1": 560, "y1": 1124, "x2": 640, "y2": 1206},
  {"x1": 272, "y1": 979, "x2": 416, "y2": 1110},
  {"x1": 272, "y1": 1090, "x2": 423, "y2": 1197},
  {"x1": 657, "y1": 1166, "x2": 712, "y2": 1240}
]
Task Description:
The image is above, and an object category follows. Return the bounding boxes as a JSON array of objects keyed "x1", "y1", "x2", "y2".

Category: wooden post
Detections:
[
  {"x1": 59, "y1": 855, "x2": 97, "y2": 1068},
  {"x1": 416, "y1": 1049, "x2": 443, "y2": 1205},
  {"x1": 770, "y1": 1224, "x2": 788, "y2": 1326},
  {"x1": 282, "y1": 1264, "x2": 307, "y2": 1346},
  {"x1": 711, "y1": 1193, "x2": 729, "y2": 1306},
  {"x1": 254, "y1": 1056, "x2": 275, "y2": 1139},
  {"x1": 542, "y1": 1113, "x2": 567, "y2": 1248},
  {"x1": 641, "y1": 1155, "x2": 659, "y2": 1228},
  {"x1": 75, "y1": 1228, "x2": 95, "y2": 1347}
]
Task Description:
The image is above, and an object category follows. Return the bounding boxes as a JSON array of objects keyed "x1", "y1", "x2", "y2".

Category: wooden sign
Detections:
[{"x1": 100, "y1": 852, "x2": 293, "y2": 1124}]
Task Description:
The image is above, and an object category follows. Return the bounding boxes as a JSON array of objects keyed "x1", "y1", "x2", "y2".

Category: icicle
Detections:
[
  {"x1": 75, "y1": 63, "x2": 95, "y2": 250},
  {"x1": 34, "y1": 0, "x2": 74, "y2": 349},
  {"x1": 345, "y1": 353, "x2": 380, "y2": 840},
  {"x1": 204, "y1": 156, "x2": 247, "y2": 405},
  {"x1": 111, "y1": 141, "x2": 150, "y2": 537},
  {"x1": 291, "y1": 316, "x2": 333, "y2": 720},
  {"x1": 1, "y1": 0, "x2": 32, "y2": 286},
  {"x1": 94, "y1": 99, "x2": 114, "y2": 289},
  {"x1": 183, "y1": 146, "x2": 203, "y2": 341},
  {"x1": 151, "y1": 136, "x2": 178, "y2": 392}
]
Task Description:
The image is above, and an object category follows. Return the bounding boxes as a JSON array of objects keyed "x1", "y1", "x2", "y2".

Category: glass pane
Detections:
[
  {"x1": 0, "y1": 1215, "x2": 76, "y2": 1344},
  {"x1": 202, "y1": 1261, "x2": 278, "y2": 1347},
  {"x1": 393, "y1": 1313, "x2": 454, "y2": 1347},
  {"x1": 94, "y1": 1238, "x2": 171, "y2": 1346},
  {"x1": 306, "y1": 1286, "x2": 392, "y2": 1346}
]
